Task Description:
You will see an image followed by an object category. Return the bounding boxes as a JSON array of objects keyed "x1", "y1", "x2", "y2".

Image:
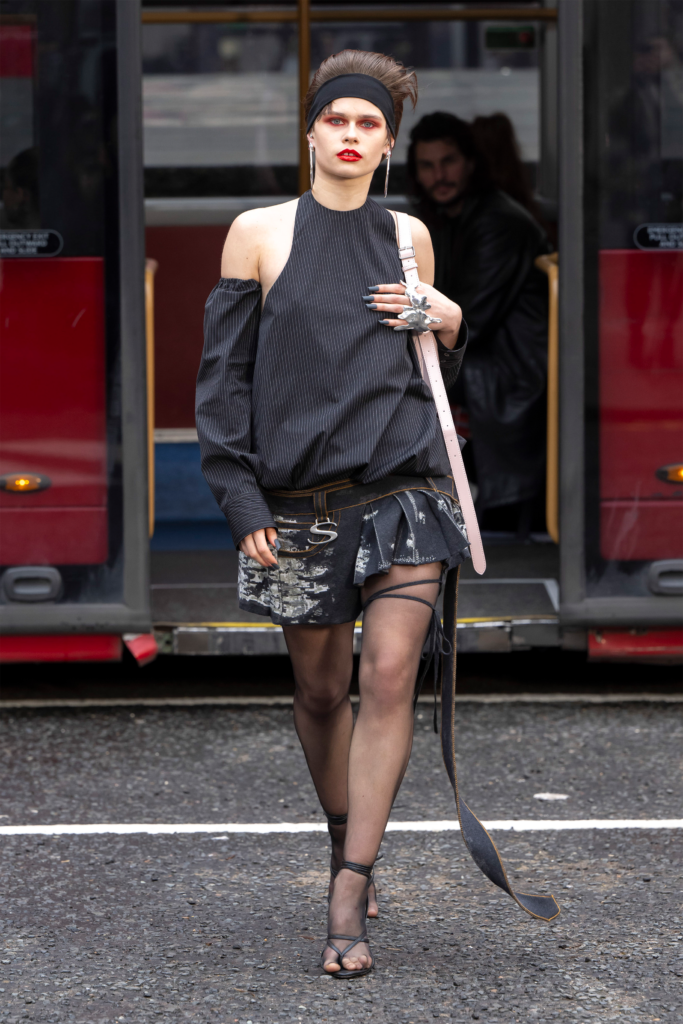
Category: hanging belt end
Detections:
[{"x1": 472, "y1": 553, "x2": 486, "y2": 575}]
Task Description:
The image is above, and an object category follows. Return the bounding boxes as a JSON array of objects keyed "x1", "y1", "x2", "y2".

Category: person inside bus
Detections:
[
  {"x1": 1, "y1": 148, "x2": 40, "y2": 229},
  {"x1": 408, "y1": 112, "x2": 551, "y2": 538},
  {"x1": 471, "y1": 112, "x2": 556, "y2": 245}
]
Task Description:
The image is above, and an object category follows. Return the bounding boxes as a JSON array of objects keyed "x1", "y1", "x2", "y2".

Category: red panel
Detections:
[
  {"x1": 0, "y1": 634, "x2": 122, "y2": 663},
  {"x1": 600, "y1": 500, "x2": 683, "y2": 561},
  {"x1": 0, "y1": 508, "x2": 108, "y2": 564},
  {"x1": 589, "y1": 628, "x2": 683, "y2": 661},
  {"x1": 145, "y1": 226, "x2": 227, "y2": 428},
  {"x1": 0, "y1": 25, "x2": 33, "y2": 77},
  {"x1": 599, "y1": 251, "x2": 683, "y2": 560},
  {"x1": 0, "y1": 258, "x2": 108, "y2": 565}
]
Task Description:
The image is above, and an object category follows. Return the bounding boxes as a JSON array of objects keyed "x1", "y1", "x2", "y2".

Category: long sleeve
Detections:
[
  {"x1": 450, "y1": 201, "x2": 549, "y2": 347},
  {"x1": 427, "y1": 191, "x2": 549, "y2": 349},
  {"x1": 196, "y1": 278, "x2": 276, "y2": 547},
  {"x1": 436, "y1": 317, "x2": 468, "y2": 392}
]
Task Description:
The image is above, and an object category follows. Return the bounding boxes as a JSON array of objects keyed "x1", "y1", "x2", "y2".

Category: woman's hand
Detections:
[
  {"x1": 363, "y1": 282, "x2": 463, "y2": 349},
  {"x1": 239, "y1": 527, "x2": 279, "y2": 568}
]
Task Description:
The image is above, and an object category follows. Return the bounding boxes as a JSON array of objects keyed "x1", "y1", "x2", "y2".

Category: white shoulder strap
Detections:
[{"x1": 394, "y1": 211, "x2": 486, "y2": 575}]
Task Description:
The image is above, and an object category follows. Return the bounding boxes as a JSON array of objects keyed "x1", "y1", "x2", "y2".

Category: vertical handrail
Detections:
[
  {"x1": 535, "y1": 253, "x2": 559, "y2": 543},
  {"x1": 298, "y1": 0, "x2": 311, "y2": 196},
  {"x1": 145, "y1": 258, "x2": 158, "y2": 539}
]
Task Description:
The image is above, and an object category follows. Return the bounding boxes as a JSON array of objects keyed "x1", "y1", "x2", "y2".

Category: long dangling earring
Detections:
[
  {"x1": 309, "y1": 143, "x2": 315, "y2": 190},
  {"x1": 384, "y1": 149, "x2": 391, "y2": 198}
]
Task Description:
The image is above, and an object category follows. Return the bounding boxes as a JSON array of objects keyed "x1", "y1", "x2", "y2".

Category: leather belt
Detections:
[{"x1": 266, "y1": 474, "x2": 455, "y2": 517}]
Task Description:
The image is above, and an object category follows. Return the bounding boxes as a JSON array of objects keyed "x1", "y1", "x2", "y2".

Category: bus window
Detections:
[
  {"x1": 0, "y1": 0, "x2": 125, "y2": 605},
  {"x1": 584, "y1": 0, "x2": 683, "y2": 597},
  {"x1": 142, "y1": 16, "x2": 542, "y2": 201}
]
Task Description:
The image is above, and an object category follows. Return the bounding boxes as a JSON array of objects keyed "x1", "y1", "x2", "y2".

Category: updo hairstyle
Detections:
[{"x1": 304, "y1": 50, "x2": 418, "y2": 139}]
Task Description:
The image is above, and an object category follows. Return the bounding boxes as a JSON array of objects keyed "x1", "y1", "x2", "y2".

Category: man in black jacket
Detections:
[{"x1": 408, "y1": 112, "x2": 550, "y2": 535}]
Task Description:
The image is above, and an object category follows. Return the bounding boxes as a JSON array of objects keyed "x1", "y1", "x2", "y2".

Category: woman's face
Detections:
[{"x1": 308, "y1": 97, "x2": 392, "y2": 183}]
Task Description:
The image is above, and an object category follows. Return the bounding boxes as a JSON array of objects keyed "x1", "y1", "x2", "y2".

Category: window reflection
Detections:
[
  {"x1": 600, "y1": 13, "x2": 683, "y2": 246},
  {"x1": 142, "y1": 19, "x2": 541, "y2": 198},
  {"x1": 588, "y1": 0, "x2": 683, "y2": 595}
]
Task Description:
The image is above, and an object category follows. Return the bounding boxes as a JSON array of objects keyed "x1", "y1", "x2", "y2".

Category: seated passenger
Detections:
[
  {"x1": 471, "y1": 112, "x2": 553, "y2": 239},
  {"x1": 408, "y1": 112, "x2": 551, "y2": 535}
]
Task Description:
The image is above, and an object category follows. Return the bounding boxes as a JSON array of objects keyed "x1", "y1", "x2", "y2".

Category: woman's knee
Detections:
[
  {"x1": 294, "y1": 673, "x2": 350, "y2": 717},
  {"x1": 358, "y1": 654, "x2": 415, "y2": 712}
]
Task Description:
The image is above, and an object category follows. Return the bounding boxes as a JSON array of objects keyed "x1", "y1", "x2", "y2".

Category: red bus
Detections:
[
  {"x1": 1, "y1": 0, "x2": 681, "y2": 665},
  {"x1": 0, "y1": 0, "x2": 150, "y2": 662}
]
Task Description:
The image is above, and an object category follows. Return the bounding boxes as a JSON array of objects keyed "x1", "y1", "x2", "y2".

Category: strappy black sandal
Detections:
[
  {"x1": 321, "y1": 861, "x2": 374, "y2": 979},
  {"x1": 323, "y1": 810, "x2": 379, "y2": 916}
]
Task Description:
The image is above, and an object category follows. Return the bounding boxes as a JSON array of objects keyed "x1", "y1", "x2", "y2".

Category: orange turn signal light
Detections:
[
  {"x1": 0, "y1": 472, "x2": 51, "y2": 493},
  {"x1": 656, "y1": 464, "x2": 683, "y2": 485}
]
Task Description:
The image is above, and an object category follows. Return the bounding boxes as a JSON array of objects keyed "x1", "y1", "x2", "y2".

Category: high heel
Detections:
[{"x1": 321, "y1": 861, "x2": 374, "y2": 979}]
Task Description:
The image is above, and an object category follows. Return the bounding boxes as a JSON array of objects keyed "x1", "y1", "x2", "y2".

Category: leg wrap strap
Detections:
[
  {"x1": 440, "y1": 567, "x2": 561, "y2": 921},
  {"x1": 362, "y1": 569, "x2": 561, "y2": 922},
  {"x1": 362, "y1": 577, "x2": 448, "y2": 730},
  {"x1": 341, "y1": 860, "x2": 374, "y2": 878},
  {"x1": 324, "y1": 811, "x2": 348, "y2": 827}
]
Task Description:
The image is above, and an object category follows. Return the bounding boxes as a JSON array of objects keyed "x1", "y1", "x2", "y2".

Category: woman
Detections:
[
  {"x1": 471, "y1": 113, "x2": 546, "y2": 229},
  {"x1": 197, "y1": 51, "x2": 557, "y2": 979}
]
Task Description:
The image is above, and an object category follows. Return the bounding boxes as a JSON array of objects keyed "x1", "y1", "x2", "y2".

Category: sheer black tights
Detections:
[
  {"x1": 283, "y1": 563, "x2": 442, "y2": 944},
  {"x1": 283, "y1": 620, "x2": 380, "y2": 914}
]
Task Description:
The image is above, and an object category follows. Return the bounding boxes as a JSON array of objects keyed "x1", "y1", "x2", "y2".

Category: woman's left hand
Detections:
[{"x1": 363, "y1": 282, "x2": 463, "y2": 348}]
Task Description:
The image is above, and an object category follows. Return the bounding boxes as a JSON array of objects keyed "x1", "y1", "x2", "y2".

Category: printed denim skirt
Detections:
[{"x1": 237, "y1": 474, "x2": 470, "y2": 626}]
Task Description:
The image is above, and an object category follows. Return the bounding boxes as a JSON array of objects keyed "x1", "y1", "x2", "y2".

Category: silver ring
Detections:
[{"x1": 394, "y1": 286, "x2": 442, "y2": 334}]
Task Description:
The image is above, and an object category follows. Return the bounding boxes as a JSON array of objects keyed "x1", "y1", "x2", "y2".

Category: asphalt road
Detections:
[{"x1": 1, "y1": 699, "x2": 682, "y2": 1024}]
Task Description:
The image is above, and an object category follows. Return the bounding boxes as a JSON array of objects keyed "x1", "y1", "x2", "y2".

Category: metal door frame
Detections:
[{"x1": 557, "y1": 0, "x2": 682, "y2": 627}]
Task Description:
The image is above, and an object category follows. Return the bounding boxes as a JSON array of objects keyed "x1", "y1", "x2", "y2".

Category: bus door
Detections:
[
  {"x1": 558, "y1": 0, "x2": 683, "y2": 658},
  {"x1": 142, "y1": 0, "x2": 563, "y2": 657},
  {"x1": 0, "y1": 0, "x2": 151, "y2": 662}
]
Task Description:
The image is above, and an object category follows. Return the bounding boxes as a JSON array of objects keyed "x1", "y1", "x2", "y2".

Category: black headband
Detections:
[{"x1": 306, "y1": 73, "x2": 396, "y2": 138}]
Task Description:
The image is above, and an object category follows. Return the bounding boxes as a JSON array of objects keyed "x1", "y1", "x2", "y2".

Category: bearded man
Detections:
[{"x1": 408, "y1": 112, "x2": 551, "y2": 535}]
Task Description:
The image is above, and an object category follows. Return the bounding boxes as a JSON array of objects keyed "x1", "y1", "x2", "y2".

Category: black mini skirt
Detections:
[{"x1": 237, "y1": 474, "x2": 470, "y2": 626}]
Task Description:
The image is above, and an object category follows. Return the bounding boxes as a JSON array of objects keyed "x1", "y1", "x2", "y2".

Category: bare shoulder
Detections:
[
  {"x1": 236, "y1": 198, "x2": 298, "y2": 232},
  {"x1": 220, "y1": 211, "x2": 261, "y2": 280},
  {"x1": 408, "y1": 215, "x2": 435, "y2": 285},
  {"x1": 259, "y1": 197, "x2": 299, "y2": 224},
  {"x1": 221, "y1": 200, "x2": 298, "y2": 281},
  {"x1": 384, "y1": 210, "x2": 432, "y2": 250},
  {"x1": 235, "y1": 198, "x2": 299, "y2": 242},
  {"x1": 408, "y1": 215, "x2": 433, "y2": 250}
]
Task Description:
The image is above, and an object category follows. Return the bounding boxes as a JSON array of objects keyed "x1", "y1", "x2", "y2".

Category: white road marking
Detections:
[
  {"x1": 533, "y1": 793, "x2": 569, "y2": 800},
  {"x1": 0, "y1": 819, "x2": 681, "y2": 837},
  {"x1": 0, "y1": 693, "x2": 680, "y2": 709}
]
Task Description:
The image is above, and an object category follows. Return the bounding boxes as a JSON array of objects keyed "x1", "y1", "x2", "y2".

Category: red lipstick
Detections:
[{"x1": 337, "y1": 149, "x2": 362, "y2": 161}]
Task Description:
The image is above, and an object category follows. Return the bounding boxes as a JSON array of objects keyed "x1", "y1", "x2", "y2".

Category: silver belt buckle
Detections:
[{"x1": 309, "y1": 519, "x2": 338, "y2": 544}]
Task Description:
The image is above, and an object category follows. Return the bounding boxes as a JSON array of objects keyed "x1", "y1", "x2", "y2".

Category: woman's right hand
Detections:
[{"x1": 239, "y1": 527, "x2": 279, "y2": 568}]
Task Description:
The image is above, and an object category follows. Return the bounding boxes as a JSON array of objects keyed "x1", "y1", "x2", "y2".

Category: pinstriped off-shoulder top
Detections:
[{"x1": 196, "y1": 190, "x2": 468, "y2": 546}]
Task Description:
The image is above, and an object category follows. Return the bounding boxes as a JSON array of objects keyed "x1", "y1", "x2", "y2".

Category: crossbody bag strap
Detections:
[
  {"x1": 387, "y1": 215, "x2": 559, "y2": 926},
  {"x1": 394, "y1": 211, "x2": 486, "y2": 576}
]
